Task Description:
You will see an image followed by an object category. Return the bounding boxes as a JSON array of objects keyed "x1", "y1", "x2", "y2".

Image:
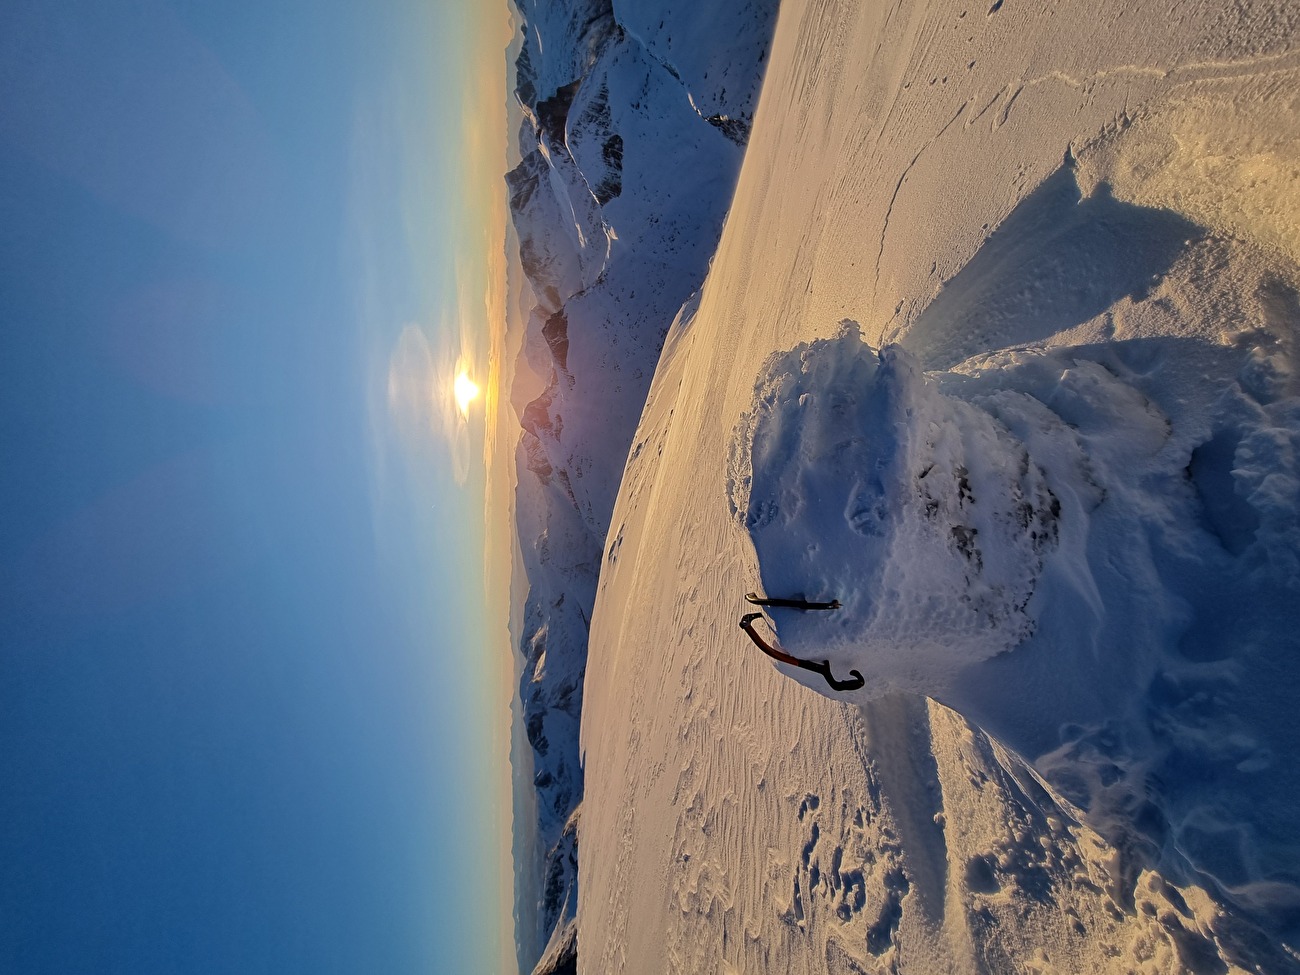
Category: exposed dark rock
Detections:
[
  {"x1": 537, "y1": 79, "x2": 583, "y2": 148},
  {"x1": 522, "y1": 432, "x2": 554, "y2": 485},
  {"x1": 506, "y1": 149, "x2": 545, "y2": 213},
  {"x1": 595, "y1": 133, "x2": 624, "y2": 203},
  {"x1": 514, "y1": 36, "x2": 537, "y2": 109},
  {"x1": 542, "y1": 308, "x2": 570, "y2": 372},
  {"x1": 526, "y1": 710, "x2": 549, "y2": 757},
  {"x1": 707, "y1": 113, "x2": 751, "y2": 145},
  {"x1": 521, "y1": 386, "x2": 559, "y2": 441}
]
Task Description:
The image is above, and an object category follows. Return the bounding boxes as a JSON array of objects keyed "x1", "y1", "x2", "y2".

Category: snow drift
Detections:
[
  {"x1": 730, "y1": 310, "x2": 1300, "y2": 933},
  {"x1": 729, "y1": 325, "x2": 1065, "y2": 692}
]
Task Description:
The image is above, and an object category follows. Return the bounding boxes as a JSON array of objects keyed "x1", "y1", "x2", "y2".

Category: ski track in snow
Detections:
[{"x1": 577, "y1": 0, "x2": 1300, "y2": 971}]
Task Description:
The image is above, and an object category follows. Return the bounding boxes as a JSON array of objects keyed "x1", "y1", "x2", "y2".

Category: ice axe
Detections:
[{"x1": 738, "y1": 612, "x2": 865, "y2": 692}]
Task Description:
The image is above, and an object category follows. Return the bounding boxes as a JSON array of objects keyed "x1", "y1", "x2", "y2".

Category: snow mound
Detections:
[
  {"x1": 730, "y1": 307, "x2": 1300, "y2": 932},
  {"x1": 728, "y1": 324, "x2": 1066, "y2": 697}
]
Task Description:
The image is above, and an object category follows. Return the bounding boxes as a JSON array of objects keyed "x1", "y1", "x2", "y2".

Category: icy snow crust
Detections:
[
  {"x1": 575, "y1": 0, "x2": 1300, "y2": 970},
  {"x1": 729, "y1": 327, "x2": 1064, "y2": 688}
]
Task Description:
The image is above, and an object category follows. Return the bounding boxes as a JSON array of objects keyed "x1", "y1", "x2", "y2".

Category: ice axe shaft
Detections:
[
  {"x1": 745, "y1": 592, "x2": 840, "y2": 610},
  {"x1": 739, "y1": 612, "x2": 865, "y2": 692}
]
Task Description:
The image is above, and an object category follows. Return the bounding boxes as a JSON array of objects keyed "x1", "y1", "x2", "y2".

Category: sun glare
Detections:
[{"x1": 454, "y1": 370, "x2": 480, "y2": 417}]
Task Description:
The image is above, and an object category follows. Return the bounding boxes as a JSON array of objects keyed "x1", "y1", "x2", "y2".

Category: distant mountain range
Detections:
[{"x1": 503, "y1": 1, "x2": 779, "y2": 971}]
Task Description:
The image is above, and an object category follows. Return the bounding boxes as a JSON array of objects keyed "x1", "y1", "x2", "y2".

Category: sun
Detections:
[{"x1": 454, "y1": 370, "x2": 480, "y2": 417}]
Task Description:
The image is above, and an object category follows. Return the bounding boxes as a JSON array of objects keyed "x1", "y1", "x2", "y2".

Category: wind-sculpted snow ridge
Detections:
[
  {"x1": 504, "y1": 0, "x2": 779, "y2": 970},
  {"x1": 731, "y1": 283, "x2": 1300, "y2": 947},
  {"x1": 729, "y1": 324, "x2": 1066, "y2": 691}
]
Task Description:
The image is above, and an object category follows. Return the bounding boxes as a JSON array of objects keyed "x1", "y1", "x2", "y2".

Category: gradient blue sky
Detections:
[{"x1": 0, "y1": 1, "x2": 510, "y2": 971}]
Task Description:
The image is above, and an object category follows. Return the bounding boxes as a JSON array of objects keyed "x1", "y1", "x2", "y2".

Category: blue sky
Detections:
[{"x1": 0, "y1": 1, "x2": 509, "y2": 971}]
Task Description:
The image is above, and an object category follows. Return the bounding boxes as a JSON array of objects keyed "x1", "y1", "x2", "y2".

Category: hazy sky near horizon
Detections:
[{"x1": 1, "y1": 1, "x2": 511, "y2": 971}]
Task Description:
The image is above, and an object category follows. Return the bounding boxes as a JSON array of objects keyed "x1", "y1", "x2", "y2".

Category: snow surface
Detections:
[{"x1": 575, "y1": 0, "x2": 1300, "y2": 971}]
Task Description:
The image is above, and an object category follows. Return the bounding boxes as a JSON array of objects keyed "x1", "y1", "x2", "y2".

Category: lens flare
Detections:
[{"x1": 454, "y1": 370, "x2": 480, "y2": 417}]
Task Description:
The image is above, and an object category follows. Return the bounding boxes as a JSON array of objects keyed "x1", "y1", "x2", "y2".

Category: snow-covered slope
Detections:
[
  {"x1": 580, "y1": 0, "x2": 1300, "y2": 971},
  {"x1": 504, "y1": 1, "x2": 778, "y2": 969}
]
